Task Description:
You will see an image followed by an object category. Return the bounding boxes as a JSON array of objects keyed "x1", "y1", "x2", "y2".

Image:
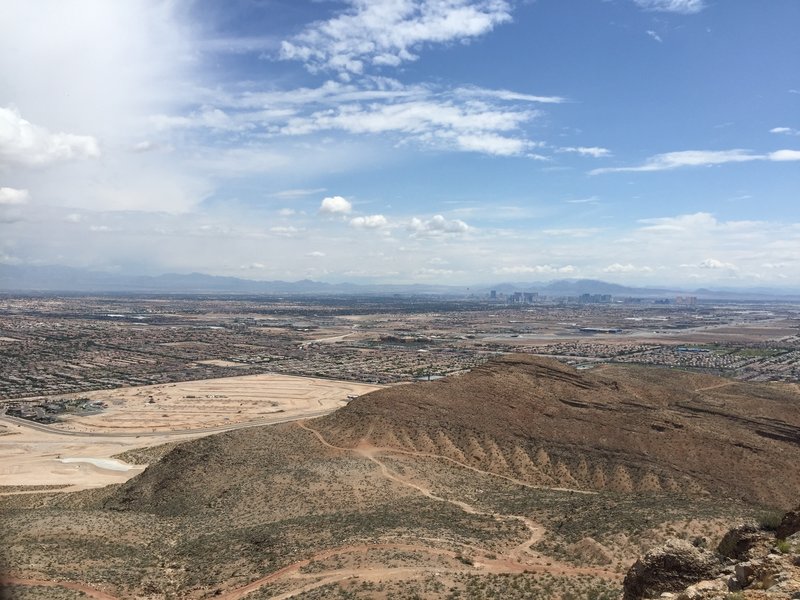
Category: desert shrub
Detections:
[{"x1": 756, "y1": 510, "x2": 783, "y2": 531}]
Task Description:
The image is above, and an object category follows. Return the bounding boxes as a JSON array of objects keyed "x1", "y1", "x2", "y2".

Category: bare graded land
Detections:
[
  {"x1": 0, "y1": 374, "x2": 380, "y2": 492},
  {"x1": 40, "y1": 374, "x2": 382, "y2": 434},
  {"x1": 3, "y1": 356, "x2": 796, "y2": 600}
]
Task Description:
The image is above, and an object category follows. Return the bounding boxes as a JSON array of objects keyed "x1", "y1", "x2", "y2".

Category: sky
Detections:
[{"x1": 1, "y1": 0, "x2": 799, "y2": 288}]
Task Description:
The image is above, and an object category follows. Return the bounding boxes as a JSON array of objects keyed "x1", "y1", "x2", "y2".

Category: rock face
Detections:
[
  {"x1": 622, "y1": 540, "x2": 724, "y2": 600},
  {"x1": 718, "y1": 523, "x2": 774, "y2": 560},
  {"x1": 778, "y1": 506, "x2": 800, "y2": 540},
  {"x1": 627, "y1": 507, "x2": 800, "y2": 600}
]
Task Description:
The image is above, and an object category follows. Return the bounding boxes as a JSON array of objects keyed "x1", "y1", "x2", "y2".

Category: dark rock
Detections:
[
  {"x1": 623, "y1": 539, "x2": 724, "y2": 600},
  {"x1": 778, "y1": 506, "x2": 800, "y2": 540},
  {"x1": 717, "y1": 523, "x2": 774, "y2": 560}
]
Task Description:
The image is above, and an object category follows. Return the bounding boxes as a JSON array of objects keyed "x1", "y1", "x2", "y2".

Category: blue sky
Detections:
[{"x1": 1, "y1": 0, "x2": 798, "y2": 287}]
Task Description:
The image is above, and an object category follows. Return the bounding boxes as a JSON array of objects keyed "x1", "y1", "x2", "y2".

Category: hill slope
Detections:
[
  {"x1": 6, "y1": 355, "x2": 798, "y2": 598},
  {"x1": 314, "y1": 354, "x2": 800, "y2": 508}
]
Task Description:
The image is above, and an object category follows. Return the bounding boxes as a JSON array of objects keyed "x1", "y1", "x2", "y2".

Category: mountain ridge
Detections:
[{"x1": 2, "y1": 264, "x2": 798, "y2": 298}]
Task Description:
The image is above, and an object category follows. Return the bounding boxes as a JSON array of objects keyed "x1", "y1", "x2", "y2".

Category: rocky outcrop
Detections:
[
  {"x1": 626, "y1": 506, "x2": 800, "y2": 600},
  {"x1": 778, "y1": 506, "x2": 800, "y2": 540},
  {"x1": 718, "y1": 523, "x2": 774, "y2": 560},
  {"x1": 671, "y1": 549, "x2": 800, "y2": 599},
  {"x1": 622, "y1": 540, "x2": 724, "y2": 600}
]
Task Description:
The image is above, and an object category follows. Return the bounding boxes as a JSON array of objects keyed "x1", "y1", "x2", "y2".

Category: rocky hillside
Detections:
[
  {"x1": 316, "y1": 354, "x2": 800, "y2": 508},
  {"x1": 623, "y1": 505, "x2": 800, "y2": 599}
]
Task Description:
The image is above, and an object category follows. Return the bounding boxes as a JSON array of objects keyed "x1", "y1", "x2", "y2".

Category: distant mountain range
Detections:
[{"x1": 1, "y1": 263, "x2": 798, "y2": 300}]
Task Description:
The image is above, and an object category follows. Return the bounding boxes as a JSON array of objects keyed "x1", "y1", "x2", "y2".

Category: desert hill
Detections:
[
  {"x1": 314, "y1": 354, "x2": 800, "y2": 509},
  {"x1": 5, "y1": 355, "x2": 799, "y2": 599}
]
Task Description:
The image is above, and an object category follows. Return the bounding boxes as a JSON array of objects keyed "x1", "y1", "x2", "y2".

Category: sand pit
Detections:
[
  {"x1": 44, "y1": 373, "x2": 382, "y2": 434},
  {"x1": 0, "y1": 374, "x2": 383, "y2": 491}
]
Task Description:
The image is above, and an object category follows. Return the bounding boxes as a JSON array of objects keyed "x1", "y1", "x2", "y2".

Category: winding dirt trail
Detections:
[
  {"x1": 693, "y1": 381, "x2": 737, "y2": 393},
  {"x1": 205, "y1": 420, "x2": 619, "y2": 599},
  {"x1": 299, "y1": 418, "x2": 594, "y2": 496},
  {"x1": 297, "y1": 420, "x2": 590, "y2": 564},
  {"x1": 0, "y1": 577, "x2": 119, "y2": 600}
]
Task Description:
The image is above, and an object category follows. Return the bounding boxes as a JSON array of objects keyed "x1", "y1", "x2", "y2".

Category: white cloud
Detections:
[
  {"x1": 690, "y1": 258, "x2": 738, "y2": 270},
  {"x1": 454, "y1": 86, "x2": 565, "y2": 104},
  {"x1": 559, "y1": 146, "x2": 612, "y2": 158},
  {"x1": 591, "y1": 149, "x2": 800, "y2": 174},
  {"x1": 319, "y1": 195, "x2": 353, "y2": 215},
  {"x1": 415, "y1": 267, "x2": 458, "y2": 278},
  {"x1": 0, "y1": 107, "x2": 100, "y2": 167},
  {"x1": 638, "y1": 212, "x2": 719, "y2": 233},
  {"x1": 769, "y1": 149, "x2": 800, "y2": 161},
  {"x1": 603, "y1": 263, "x2": 653, "y2": 273},
  {"x1": 565, "y1": 196, "x2": 600, "y2": 205},
  {"x1": 0, "y1": 1, "x2": 193, "y2": 137},
  {"x1": 132, "y1": 140, "x2": 156, "y2": 153},
  {"x1": 306, "y1": 251, "x2": 326, "y2": 257},
  {"x1": 456, "y1": 133, "x2": 527, "y2": 156},
  {"x1": 646, "y1": 30, "x2": 663, "y2": 43},
  {"x1": 408, "y1": 214, "x2": 470, "y2": 235},
  {"x1": 0, "y1": 3, "x2": 210, "y2": 215},
  {"x1": 0, "y1": 187, "x2": 29, "y2": 205},
  {"x1": 280, "y1": 0, "x2": 513, "y2": 75},
  {"x1": 633, "y1": 0, "x2": 705, "y2": 14},
  {"x1": 149, "y1": 77, "x2": 556, "y2": 158},
  {"x1": 494, "y1": 264, "x2": 576, "y2": 275},
  {"x1": 0, "y1": 251, "x2": 22, "y2": 265},
  {"x1": 278, "y1": 97, "x2": 536, "y2": 156},
  {"x1": 350, "y1": 214, "x2": 389, "y2": 228},
  {"x1": 270, "y1": 226, "x2": 302, "y2": 237},
  {"x1": 769, "y1": 127, "x2": 799, "y2": 136},
  {"x1": 278, "y1": 208, "x2": 296, "y2": 217},
  {"x1": 272, "y1": 188, "x2": 327, "y2": 199},
  {"x1": 542, "y1": 228, "x2": 602, "y2": 237}
]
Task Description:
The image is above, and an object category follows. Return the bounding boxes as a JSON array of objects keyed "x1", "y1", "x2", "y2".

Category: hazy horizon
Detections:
[{"x1": 1, "y1": 1, "x2": 798, "y2": 287}]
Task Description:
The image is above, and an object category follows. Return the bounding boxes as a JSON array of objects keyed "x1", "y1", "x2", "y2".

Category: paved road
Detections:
[{"x1": 0, "y1": 408, "x2": 335, "y2": 439}]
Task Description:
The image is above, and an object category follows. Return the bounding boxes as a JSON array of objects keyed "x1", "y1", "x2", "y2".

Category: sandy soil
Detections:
[
  {"x1": 0, "y1": 421, "x2": 206, "y2": 491},
  {"x1": 0, "y1": 374, "x2": 382, "y2": 491},
  {"x1": 47, "y1": 373, "x2": 382, "y2": 434},
  {"x1": 194, "y1": 359, "x2": 248, "y2": 367}
]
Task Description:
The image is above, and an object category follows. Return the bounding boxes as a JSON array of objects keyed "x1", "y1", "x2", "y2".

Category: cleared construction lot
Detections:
[
  {"x1": 47, "y1": 373, "x2": 382, "y2": 434},
  {"x1": 0, "y1": 374, "x2": 383, "y2": 491}
]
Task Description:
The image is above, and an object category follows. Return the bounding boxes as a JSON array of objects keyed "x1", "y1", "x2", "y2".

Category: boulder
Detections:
[
  {"x1": 675, "y1": 577, "x2": 728, "y2": 600},
  {"x1": 717, "y1": 523, "x2": 774, "y2": 560},
  {"x1": 778, "y1": 506, "x2": 800, "y2": 540},
  {"x1": 623, "y1": 539, "x2": 725, "y2": 600},
  {"x1": 735, "y1": 554, "x2": 788, "y2": 589}
]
